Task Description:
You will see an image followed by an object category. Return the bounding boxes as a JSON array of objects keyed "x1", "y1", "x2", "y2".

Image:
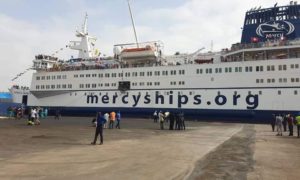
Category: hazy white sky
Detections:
[{"x1": 0, "y1": 0, "x2": 286, "y2": 91}]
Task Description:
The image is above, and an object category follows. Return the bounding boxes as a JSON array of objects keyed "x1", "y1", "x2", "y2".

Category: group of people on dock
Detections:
[
  {"x1": 271, "y1": 113, "x2": 300, "y2": 137},
  {"x1": 153, "y1": 110, "x2": 185, "y2": 130},
  {"x1": 92, "y1": 111, "x2": 121, "y2": 129},
  {"x1": 27, "y1": 107, "x2": 48, "y2": 125}
]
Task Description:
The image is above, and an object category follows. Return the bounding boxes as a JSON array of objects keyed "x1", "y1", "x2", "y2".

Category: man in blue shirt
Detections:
[
  {"x1": 116, "y1": 111, "x2": 121, "y2": 129},
  {"x1": 91, "y1": 112, "x2": 106, "y2": 145}
]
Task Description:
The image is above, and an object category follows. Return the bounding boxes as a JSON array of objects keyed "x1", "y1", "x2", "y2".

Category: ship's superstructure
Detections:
[{"x1": 26, "y1": 3, "x2": 300, "y2": 121}]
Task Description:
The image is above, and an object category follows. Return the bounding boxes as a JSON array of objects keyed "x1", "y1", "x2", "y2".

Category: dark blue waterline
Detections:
[{"x1": 44, "y1": 106, "x2": 298, "y2": 124}]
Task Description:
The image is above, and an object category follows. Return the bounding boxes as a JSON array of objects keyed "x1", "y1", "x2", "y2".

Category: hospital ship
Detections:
[{"x1": 18, "y1": 2, "x2": 300, "y2": 121}]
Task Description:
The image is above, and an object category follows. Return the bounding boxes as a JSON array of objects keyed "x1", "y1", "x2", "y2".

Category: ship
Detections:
[{"x1": 23, "y1": 2, "x2": 300, "y2": 122}]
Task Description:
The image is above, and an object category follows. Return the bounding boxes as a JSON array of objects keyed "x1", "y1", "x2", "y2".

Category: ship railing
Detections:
[{"x1": 225, "y1": 38, "x2": 300, "y2": 53}]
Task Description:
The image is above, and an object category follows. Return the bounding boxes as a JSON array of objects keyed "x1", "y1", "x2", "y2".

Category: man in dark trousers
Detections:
[
  {"x1": 282, "y1": 114, "x2": 288, "y2": 132},
  {"x1": 91, "y1": 112, "x2": 106, "y2": 145},
  {"x1": 287, "y1": 114, "x2": 294, "y2": 136},
  {"x1": 169, "y1": 112, "x2": 175, "y2": 130}
]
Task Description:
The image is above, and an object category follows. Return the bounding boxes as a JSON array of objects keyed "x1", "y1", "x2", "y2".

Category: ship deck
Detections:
[{"x1": 0, "y1": 117, "x2": 299, "y2": 179}]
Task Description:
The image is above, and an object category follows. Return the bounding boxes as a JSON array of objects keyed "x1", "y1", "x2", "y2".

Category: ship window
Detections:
[
  {"x1": 46, "y1": 76, "x2": 50, "y2": 80},
  {"x1": 279, "y1": 78, "x2": 282, "y2": 83},
  {"x1": 36, "y1": 76, "x2": 40, "y2": 80},
  {"x1": 118, "y1": 73, "x2": 123, "y2": 77},
  {"x1": 291, "y1": 78, "x2": 295, "y2": 83},
  {"x1": 295, "y1": 90, "x2": 298, "y2": 95},
  {"x1": 132, "y1": 72, "x2": 138, "y2": 77},
  {"x1": 41, "y1": 85, "x2": 45, "y2": 89},
  {"x1": 62, "y1": 84, "x2": 66, "y2": 89},
  {"x1": 256, "y1": 79, "x2": 260, "y2": 83},
  {"x1": 105, "y1": 73, "x2": 110, "y2": 78},
  {"x1": 271, "y1": 66, "x2": 275, "y2": 71},
  {"x1": 279, "y1": 65, "x2": 282, "y2": 71},
  {"x1": 80, "y1": 74, "x2": 84, "y2": 78},
  {"x1": 256, "y1": 66, "x2": 259, "y2": 72},
  {"x1": 79, "y1": 84, "x2": 84, "y2": 88},
  {"x1": 92, "y1": 74, "x2": 97, "y2": 77},
  {"x1": 57, "y1": 75, "x2": 61, "y2": 79},
  {"x1": 283, "y1": 65, "x2": 287, "y2": 70},
  {"x1": 41, "y1": 76, "x2": 45, "y2": 80},
  {"x1": 272, "y1": 79, "x2": 275, "y2": 83},
  {"x1": 267, "y1": 79, "x2": 271, "y2": 83},
  {"x1": 74, "y1": 74, "x2": 78, "y2": 78},
  {"x1": 68, "y1": 84, "x2": 72, "y2": 88},
  {"x1": 147, "y1": 71, "x2": 152, "y2": 76},
  {"x1": 283, "y1": 78, "x2": 287, "y2": 83},
  {"x1": 85, "y1": 84, "x2": 90, "y2": 88},
  {"x1": 235, "y1": 67, "x2": 239, "y2": 72},
  {"x1": 259, "y1": 91, "x2": 262, "y2": 95},
  {"x1": 51, "y1": 85, "x2": 55, "y2": 89},
  {"x1": 278, "y1": 90, "x2": 281, "y2": 95},
  {"x1": 260, "y1": 79, "x2": 264, "y2": 83},
  {"x1": 99, "y1": 74, "x2": 103, "y2": 78},
  {"x1": 295, "y1": 64, "x2": 299, "y2": 69},
  {"x1": 291, "y1": 64, "x2": 295, "y2": 69},
  {"x1": 63, "y1": 75, "x2": 67, "y2": 79},
  {"x1": 36, "y1": 85, "x2": 40, "y2": 89},
  {"x1": 56, "y1": 84, "x2": 61, "y2": 89},
  {"x1": 140, "y1": 72, "x2": 145, "y2": 76},
  {"x1": 140, "y1": 82, "x2": 144, "y2": 86},
  {"x1": 296, "y1": 78, "x2": 299, "y2": 82},
  {"x1": 92, "y1": 84, "x2": 96, "y2": 88}
]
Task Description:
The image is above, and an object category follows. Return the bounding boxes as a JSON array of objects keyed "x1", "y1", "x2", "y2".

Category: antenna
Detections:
[
  {"x1": 127, "y1": 0, "x2": 139, "y2": 48},
  {"x1": 83, "y1": 12, "x2": 88, "y2": 35},
  {"x1": 274, "y1": 2, "x2": 278, "y2": 7}
]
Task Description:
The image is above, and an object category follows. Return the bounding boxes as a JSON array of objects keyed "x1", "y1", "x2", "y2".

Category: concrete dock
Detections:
[{"x1": 0, "y1": 117, "x2": 299, "y2": 180}]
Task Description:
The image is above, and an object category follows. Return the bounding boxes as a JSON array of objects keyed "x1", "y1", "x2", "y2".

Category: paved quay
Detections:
[{"x1": 0, "y1": 116, "x2": 299, "y2": 180}]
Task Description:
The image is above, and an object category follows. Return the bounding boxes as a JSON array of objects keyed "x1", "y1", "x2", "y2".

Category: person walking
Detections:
[
  {"x1": 296, "y1": 113, "x2": 300, "y2": 138},
  {"x1": 159, "y1": 111, "x2": 164, "y2": 130},
  {"x1": 54, "y1": 109, "x2": 61, "y2": 120},
  {"x1": 109, "y1": 111, "x2": 116, "y2": 129},
  {"x1": 153, "y1": 110, "x2": 158, "y2": 123},
  {"x1": 169, "y1": 112, "x2": 175, "y2": 130},
  {"x1": 275, "y1": 114, "x2": 283, "y2": 136},
  {"x1": 180, "y1": 111, "x2": 185, "y2": 130},
  {"x1": 116, "y1": 111, "x2": 121, "y2": 129},
  {"x1": 271, "y1": 114, "x2": 276, "y2": 132},
  {"x1": 103, "y1": 112, "x2": 109, "y2": 128},
  {"x1": 283, "y1": 114, "x2": 288, "y2": 132},
  {"x1": 91, "y1": 112, "x2": 105, "y2": 145},
  {"x1": 287, "y1": 114, "x2": 294, "y2": 136}
]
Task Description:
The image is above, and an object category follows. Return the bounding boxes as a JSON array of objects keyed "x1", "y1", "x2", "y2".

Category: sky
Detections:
[{"x1": 0, "y1": 0, "x2": 287, "y2": 91}]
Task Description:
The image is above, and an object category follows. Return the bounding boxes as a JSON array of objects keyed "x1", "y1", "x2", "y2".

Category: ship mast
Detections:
[
  {"x1": 69, "y1": 13, "x2": 97, "y2": 59},
  {"x1": 127, "y1": 0, "x2": 139, "y2": 48}
]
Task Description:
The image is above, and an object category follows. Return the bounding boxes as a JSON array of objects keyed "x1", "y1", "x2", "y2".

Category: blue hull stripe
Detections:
[{"x1": 45, "y1": 106, "x2": 298, "y2": 123}]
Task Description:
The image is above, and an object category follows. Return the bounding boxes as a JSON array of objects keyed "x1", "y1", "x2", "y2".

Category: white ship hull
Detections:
[{"x1": 27, "y1": 58, "x2": 300, "y2": 121}]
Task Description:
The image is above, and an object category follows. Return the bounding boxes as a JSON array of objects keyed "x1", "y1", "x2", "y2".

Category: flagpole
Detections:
[{"x1": 127, "y1": 0, "x2": 139, "y2": 48}]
